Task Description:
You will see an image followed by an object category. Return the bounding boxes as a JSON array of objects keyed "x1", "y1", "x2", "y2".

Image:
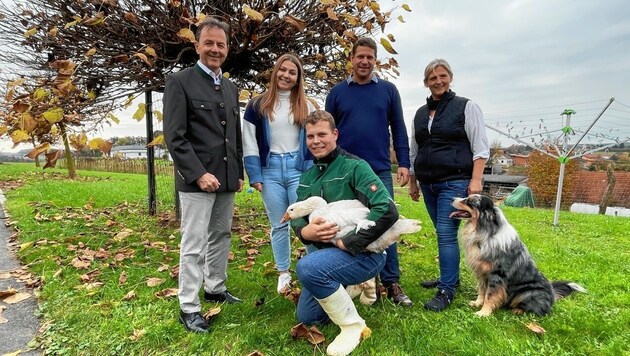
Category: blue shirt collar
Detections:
[
  {"x1": 196, "y1": 60, "x2": 222, "y2": 85},
  {"x1": 345, "y1": 74, "x2": 378, "y2": 85}
]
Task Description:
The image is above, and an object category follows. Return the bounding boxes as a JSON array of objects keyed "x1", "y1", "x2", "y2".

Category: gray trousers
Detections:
[{"x1": 178, "y1": 191, "x2": 235, "y2": 313}]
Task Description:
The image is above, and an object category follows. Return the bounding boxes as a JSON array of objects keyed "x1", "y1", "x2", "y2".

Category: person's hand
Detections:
[
  {"x1": 397, "y1": 167, "x2": 410, "y2": 187},
  {"x1": 300, "y1": 216, "x2": 339, "y2": 243},
  {"x1": 237, "y1": 179, "x2": 244, "y2": 192},
  {"x1": 252, "y1": 182, "x2": 263, "y2": 192},
  {"x1": 196, "y1": 173, "x2": 221, "y2": 192},
  {"x1": 409, "y1": 184, "x2": 420, "y2": 202},
  {"x1": 468, "y1": 179, "x2": 483, "y2": 195}
]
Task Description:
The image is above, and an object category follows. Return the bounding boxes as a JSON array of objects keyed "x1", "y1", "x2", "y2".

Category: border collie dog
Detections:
[{"x1": 450, "y1": 194, "x2": 586, "y2": 317}]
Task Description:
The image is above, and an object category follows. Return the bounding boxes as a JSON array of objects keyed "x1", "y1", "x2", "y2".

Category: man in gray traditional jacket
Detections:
[{"x1": 164, "y1": 17, "x2": 243, "y2": 334}]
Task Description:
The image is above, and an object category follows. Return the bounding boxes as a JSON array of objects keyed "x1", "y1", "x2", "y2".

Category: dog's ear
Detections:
[
  {"x1": 479, "y1": 195, "x2": 495, "y2": 210},
  {"x1": 478, "y1": 196, "x2": 501, "y2": 232}
]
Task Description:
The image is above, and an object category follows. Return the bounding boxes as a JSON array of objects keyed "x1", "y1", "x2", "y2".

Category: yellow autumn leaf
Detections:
[
  {"x1": 88, "y1": 138, "x2": 106, "y2": 150},
  {"x1": 86, "y1": 47, "x2": 97, "y2": 56},
  {"x1": 326, "y1": 7, "x2": 338, "y2": 21},
  {"x1": 33, "y1": 88, "x2": 49, "y2": 101},
  {"x1": 370, "y1": 1, "x2": 380, "y2": 11},
  {"x1": 342, "y1": 14, "x2": 359, "y2": 26},
  {"x1": 320, "y1": 0, "x2": 336, "y2": 4},
  {"x1": 26, "y1": 142, "x2": 51, "y2": 159},
  {"x1": 64, "y1": 16, "x2": 82, "y2": 29},
  {"x1": 152, "y1": 110, "x2": 163, "y2": 122},
  {"x1": 144, "y1": 46, "x2": 157, "y2": 58},
  {"x1": 83, "y1": 12, "x2": 106, "y2": 26},
  {"x1": 397, "y1": 15, "x2": 405, "y2": 23},
  {"x1": 239, "y1": 89, "x2": 251, "y2": 102},
  {"x1": 20, "y1": 241, "x2": 35, "y2": 250},
  {"x1": 134, "y1": 53, "x2": 152, "y2": 66},
  {"x1": 8, "y1": 78, "x2": 26, "y2": 88},
  {"x1": 196, "y1": 13, "x2": 208, "y2": 22},
  {"x1": 48, "y1": 27, "x2": 58, "y2": 37},
  {"x1": 243, "y1": 5, "x2": 264, "y2": 21},
  {"x1": 222, "y1": 72, "x2": 230, "y2": 78},
  {"x1": 132, "y1": 103, "x2": 146, "y2": 121},
  {"x1": 315, "y1": 70, "x2": 327, "y2": 79},
  {"x1": 20, "y1": 113, "x2": 37, "y2": 133},
  {"x1": 108, "y1": 112, "x2": 120, "y2": 124},
  {"x1": 146, "y1": 277, "x2": 165, "y2": 287},
  {"x1": 43, "y1": 107, "x2": 64, "y2": 124},
  {"x1": 87, "y1": 90, "x2": 97, "y2": 100},
  {"x1": 402, "y1": 3, "x2": 412, "y2": 12},
  {"x1": 387, "y1": 34, "x2": 396, "y2": 42},
  {"x1": 380, "y1": 38, "x2": 398, "y2": 54},
  {"x1": 24, "y1": 27, "x2": 37, "y2": 38},
  {"x1": 147, "y1": 134, "x2": 164, "y2": 148},
  {"x1": 123, "y1": 95, "x2": 134, "y2": 108},
  {"x1": 177, "y1": 28, "x2": 195, "y2": 43}
]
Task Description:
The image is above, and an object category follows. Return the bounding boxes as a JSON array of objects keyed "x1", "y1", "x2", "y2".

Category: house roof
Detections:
[
  {"x1": 483, "y1": 174, "x2": 527, "y2": 184},
  {"x1": 570, "y1": 171, "x2": 630, "y2": 207}
]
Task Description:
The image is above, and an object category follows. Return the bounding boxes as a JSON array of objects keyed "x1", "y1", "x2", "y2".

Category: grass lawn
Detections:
[{"x1": 0, "y1": 162, "x2": 629, "y2": 355}]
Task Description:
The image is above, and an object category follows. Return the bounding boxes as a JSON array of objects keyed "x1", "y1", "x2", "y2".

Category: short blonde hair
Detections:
[{"x1": 423, "y1": 59, "x2": 453, "y2": 84}]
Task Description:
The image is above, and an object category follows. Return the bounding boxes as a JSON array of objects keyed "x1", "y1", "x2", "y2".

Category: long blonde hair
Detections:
[{"x1": 253, "y1": 53, "x2": 310, "y2": 125}]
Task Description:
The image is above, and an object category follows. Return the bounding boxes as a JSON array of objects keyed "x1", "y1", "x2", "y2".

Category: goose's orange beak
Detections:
[{"x1": 279, "y1": 213, "x2": 291, "y2": 224}]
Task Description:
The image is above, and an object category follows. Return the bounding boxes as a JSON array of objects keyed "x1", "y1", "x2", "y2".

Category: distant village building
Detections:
[
  {"x1": 110, "y1": 145, "x2": 170, "y2": 160},
  {"x1": 491, "y1": 152, "x2": 513, "y2": 167},
  {"x1": 511, "y1": 154, "x2": 530, "y2": 167}
]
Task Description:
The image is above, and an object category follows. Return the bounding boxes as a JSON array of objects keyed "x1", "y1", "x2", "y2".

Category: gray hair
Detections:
[
  {"x1": 195, "y1": 18, "x2": 230, "y2": 42},
  {"x1": 423, "y1": 59, "x2": 453, "y2": 84}
]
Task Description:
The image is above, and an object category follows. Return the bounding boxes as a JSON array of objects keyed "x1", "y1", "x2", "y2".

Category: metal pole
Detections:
[
  {"x1": 552, "y1": 110, "x2": 572, "y2": 226},
  {"x1": 553, "y1": 161, "x2": 566, "y2": 226},
  {"x1": 145, "y1": 90, "x2": 157, "y2": 215}
]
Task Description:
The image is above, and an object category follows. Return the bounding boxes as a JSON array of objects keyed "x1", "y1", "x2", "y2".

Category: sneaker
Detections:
[
  {"x1": 385, "y1": 283, "x2": 413, "y2": 307},
  {"x1": 277, "y1": 273, "x2": 292, "y2": 294},
  {"x1": 424, "y1": 289, "x2": 453, "y2": 312}
]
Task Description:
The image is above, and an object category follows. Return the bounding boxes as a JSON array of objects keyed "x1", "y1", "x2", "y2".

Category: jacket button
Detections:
[
  {"x1": 219, "y1": 103, "x2": 225, "y2": 108},
  {"x1": 200, "y1": 104, "x2": 205, "y2": 108},
  {"x1": 225, "y1": 138, "x2": 229, "y2": 143},
  {"x1": 214, "y1": 86, "x2": 220, "y2": 91},
  {"x1": 223, "y1": 157, "x2": 228, "y2": 161},
  {"x1": 221, "y1": 121, "x2": 226, "y2": 126}
]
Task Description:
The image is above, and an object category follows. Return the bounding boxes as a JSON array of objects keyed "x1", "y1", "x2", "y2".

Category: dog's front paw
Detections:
[
  {"x1": 469, "y1": 299, "x2": 483, "y2": 308},
  {"x1": 475, "y1": 309, "x2": 492, "y2": 317}
]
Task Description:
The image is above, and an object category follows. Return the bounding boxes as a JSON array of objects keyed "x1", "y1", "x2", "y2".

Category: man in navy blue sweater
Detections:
[{"x1": 325, "y1": 37, "x2": 413, "y2": 307}]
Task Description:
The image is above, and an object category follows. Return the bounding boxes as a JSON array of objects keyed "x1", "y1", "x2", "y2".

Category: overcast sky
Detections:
[{"x1": 2, "y1": 0, "x2": 630, "y2": 152}]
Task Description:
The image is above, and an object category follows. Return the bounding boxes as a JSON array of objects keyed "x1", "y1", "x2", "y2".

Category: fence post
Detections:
[{"x1": 145, "y1": 90, "x2": 157, "y2": 215}]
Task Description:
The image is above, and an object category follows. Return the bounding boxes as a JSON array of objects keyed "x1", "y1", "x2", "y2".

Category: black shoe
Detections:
[
  {"x1": 420, "y1": 279, "x2": 460, "y2": 289},
  {"x1": 384, "y1": 283, "x2": 414, "y2": 307},
  {"x1": 204, "y1": 290, "x2": 242, "y2": 303},
  {"x1": 424, "y1": 289, "x2": 453, "y2": 312},
  {"x1": 179, "y1": 311, "x2": 209, "y2": 333}
]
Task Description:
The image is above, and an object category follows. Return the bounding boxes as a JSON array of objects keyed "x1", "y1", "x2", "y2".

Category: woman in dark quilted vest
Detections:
[{"x1": 408, "y1": 59, "x2": 490, "y2": 312}]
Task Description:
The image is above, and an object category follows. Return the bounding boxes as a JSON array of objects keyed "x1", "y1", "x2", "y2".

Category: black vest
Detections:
[{"x1": 413, "y1": 91, "x2": 472, "y2": 183}]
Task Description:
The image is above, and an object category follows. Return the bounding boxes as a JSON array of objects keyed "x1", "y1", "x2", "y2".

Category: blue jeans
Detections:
[
  {"x1": 296, "y1": 248, "x2": 386, "y2": 325},
  {"x1": 261, "y1": 152, "x2": 301, "y2": 272},
  {"x1": 375, "y1": 170, "x2": 400, "y2": 285},
  {"x1": 420, "y1": 179, "x2": 469, "y2": 295}
]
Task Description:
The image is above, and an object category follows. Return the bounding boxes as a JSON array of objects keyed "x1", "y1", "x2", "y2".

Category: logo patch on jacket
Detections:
[{"x1": 370, "y1": 184, "x2": 378, "y2": 192}]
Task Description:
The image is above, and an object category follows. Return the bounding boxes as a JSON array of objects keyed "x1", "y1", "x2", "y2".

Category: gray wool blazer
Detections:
[{"x1": 163, "y1": 64, "x2": 243, "y2": 193}]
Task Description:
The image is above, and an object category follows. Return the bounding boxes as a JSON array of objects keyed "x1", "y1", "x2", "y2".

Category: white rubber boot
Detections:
[{"x1": 317, "y1": 286, "x2": 371, "y2": 356}]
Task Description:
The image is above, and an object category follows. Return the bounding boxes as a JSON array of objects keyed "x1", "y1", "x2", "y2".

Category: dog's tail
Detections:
[{"x1": 552, "y1": 281, "x2": 587, "y2": 301}]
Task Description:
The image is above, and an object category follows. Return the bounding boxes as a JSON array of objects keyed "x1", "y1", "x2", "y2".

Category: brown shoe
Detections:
[{"x1": 385, "y1": 283, "x2": 413, "y2": 307}]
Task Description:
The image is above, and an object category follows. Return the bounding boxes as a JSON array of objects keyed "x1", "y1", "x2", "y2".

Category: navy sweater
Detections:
[{"x1": 325, "y1": 79, "x2": 410, "y2": 173}]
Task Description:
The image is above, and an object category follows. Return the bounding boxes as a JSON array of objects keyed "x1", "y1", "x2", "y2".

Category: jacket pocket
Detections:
[{"x1": 192, "y1": 100, "x2": 213, "y2": 111}]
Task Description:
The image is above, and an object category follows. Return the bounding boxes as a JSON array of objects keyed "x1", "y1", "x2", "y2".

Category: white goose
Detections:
[{"x1": 280, "y1": 196, "x2": 421, "y2": 253}]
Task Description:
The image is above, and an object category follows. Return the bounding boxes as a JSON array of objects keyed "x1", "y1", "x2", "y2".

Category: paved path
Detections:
[{"x1": 0, "y1": 188, "x2": 41, "y2": 355}]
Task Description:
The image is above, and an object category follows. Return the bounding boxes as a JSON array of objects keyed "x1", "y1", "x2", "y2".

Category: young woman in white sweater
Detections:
[{"x1": 242, "y1": 54, "x2": 318, "y2": 293}]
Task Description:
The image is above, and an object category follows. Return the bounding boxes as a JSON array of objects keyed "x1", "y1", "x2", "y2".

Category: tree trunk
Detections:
[
  {"x1": 59, "y1": 122, "x2": 77, "y2": 179},
  {"x1": 598, "y1": 164, "x2": 616, "y2": 214}
]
